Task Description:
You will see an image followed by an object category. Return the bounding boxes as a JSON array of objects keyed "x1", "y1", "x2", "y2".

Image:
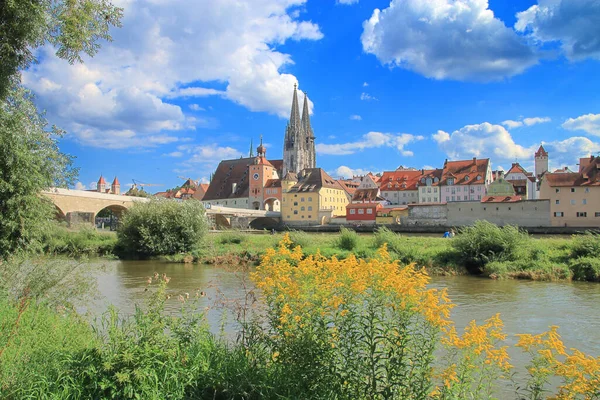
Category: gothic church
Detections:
[{"x1": 283, "y1": 83, "x2": 316, "y2": 176}]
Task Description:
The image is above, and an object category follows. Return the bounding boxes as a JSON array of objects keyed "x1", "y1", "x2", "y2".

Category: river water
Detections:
[{"x1": 90, "y1": 259, "x2": 600, "y2": 397}]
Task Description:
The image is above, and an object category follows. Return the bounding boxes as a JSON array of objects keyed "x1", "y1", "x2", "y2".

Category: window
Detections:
[
  {"x1": 294, "y1": 202, "x2": 298, "y2": 206},
  {"x1": 571, "y1": 188, "x2": 576, "y2": 193},
  {"x1": 308, "y1": 206, "x2": 312, "y2": 211},
  {"x1": 595, "y1": 212, "x2": 600, "y2": 217},
  {"x1": 350, "y1": 209, "x2": 356, "y2": 215},
  {"x1": 301, "y1": 197, "x2": 305, "y2": 202},
  {"x1": 583, "y1": 199, "x2": 587, "y2": 205},
  {"x1": 434, "y1": 197, "x2": 438, "y2": 202},
  {"x1": 358, "y1": 209, "x2": 364, "y2": 214},
  {"x1": 555, "y1": 188, "x2": 560, "y2": 193},
  {"x1": 294, "y1": 210, "x2": 298, "y2": 215},
  {"x1": 570, "y1": 200, "x2": 576, "y2": 205},
  {"x1": 585, "y1": 188, "x2": 590, "y2": 193},
  {"x1": 367, "y1": 209, "x2": 373, "y2": 214},
  {"x1": 577, "y1": 212, "x2": 587, "y2": 218},
  {"x1": 309, "y1": 197, "x2": 312, "y2": 201},
  {"x1": 308, "y1": 215, "x2": 312, "y2": 219},
  {"x1": 446, "y1": 196, "x2": 449, "y2": 201},
  {"x1": 556, "y1": 200, "x2": 560, "y2": 205},
  {"x1": 427, "y1": 188, "x2": 431, "y2": 193},
  {"x1": 301, "y1": 206, "x2": 305, "y2": 211},
  {"x1": 554, "y1": 212, "x2": 564, "y2": 217}
]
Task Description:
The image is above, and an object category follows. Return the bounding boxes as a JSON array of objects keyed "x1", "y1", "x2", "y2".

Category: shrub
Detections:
[
  {"x1": 569, "y1": 232, "x2": 600, "y2": 259},
  {"x1": 570, "y1": 257, "x2": 600, "y2": 282},
  {"x1": 372, "y1": 226, "x2": 399, "y2": 249},
  {"x1": 288, "y1": 230, "x2": 310, "y2": 249},
  {"x1": 218, "y1": 231, "x2": 246, "y2": 245},
  {"x1": 116, "y1": 199, "x2": 208, "y2": 258},
  {"x1": 336, "y1": 227, "x2": 358, "y2": 251},
  {"x1": 451, "y1": 221, "x2": 530, "y2": 274}
]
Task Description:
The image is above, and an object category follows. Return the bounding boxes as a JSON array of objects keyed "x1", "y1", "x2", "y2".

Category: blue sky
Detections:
[{"x1": 23, "y1": 0, "x2": 600, "y2": 191}]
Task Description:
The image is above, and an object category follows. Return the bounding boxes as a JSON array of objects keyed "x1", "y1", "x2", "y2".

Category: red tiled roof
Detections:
[
  {"x1": 482, "y1": 195, "x2": 523, "y2": 203},
  {"x1": 506, "y1": 163, "x2": 528, "y2": 176},
  {"x1": 352, "y1": 188, "x2": 380, "y2": 202},
  {"x1": 337, "y1": 179, "x2": 359, "y2": 196},
  {"x1": 112, "y1": 176, "x2": 120, "y2": 185},
  {"x1": 288, "y1": 168, "x2": 344, "y2": 193},
  {"x1": 380, "y1": 170, "x2": 424, "y2": 191},
  {"x1": 535, "y1": 145, "x2": 548, "y2": 157},
  {"x1": 441, "y1": 158, "x2": 489, "y2": 186},
  {"x1": 544, "y1": 157, "x2": 600, "y2": 187},
  {"x1": 98, "y1": 175, "x2": 106, "y2": 185},
  {"x1": 264, "y1": 179, "x2": 281, "y2": 188},
  {"x1": 203, "y1": 157, "x2": 253, "y2": 200}
]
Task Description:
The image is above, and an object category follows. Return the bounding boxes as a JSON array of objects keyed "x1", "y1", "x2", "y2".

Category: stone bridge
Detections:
[
  {"x1": 204, "y1": 204, "x2": 281, "y2": 229},
  {"x1": 43, "y1": 188, "x2": 149, "y2": 226}
]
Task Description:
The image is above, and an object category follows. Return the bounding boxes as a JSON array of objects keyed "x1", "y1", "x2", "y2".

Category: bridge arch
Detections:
[
  {"x1": 249, "y1": 217, "x2": 280, "y2": 230},
  {"x1": 263, "y1": 197, "x2": 280, "y2": 212}
]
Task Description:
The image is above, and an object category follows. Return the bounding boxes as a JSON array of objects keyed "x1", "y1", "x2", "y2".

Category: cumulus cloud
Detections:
[
  {"x1": 363, "y1": 82, "x2": 369, "y2": 87},
  {"x1": 23, "y1": 0, "x2": 323, "y2": 148},
  {"x1": 501, "y1": 116, "x2": 551, "y2": 128},
  {"x1": 515, "y1": 0, "x2": 600, "y2": 61},
  {"x1": 360, "y1": 92, "x2": 377, "y2": 101},
  {"x1": 543, "y1": 136, "x2": 600, "y2": 169},
  {"x1": 562, "y1": 113, "x2": 600, "y2": 136},
  {"x1": 189, "y1": 104, "x2": 205, "y2": 111},
  {"x1": 350, "y1": 114, "x2": 362, "y2": 120},
  {"x1": 361, "y1": 0, "x2": 538, "y2": 81},
  {"x1": 317, "y1": 131, "x2": 424, "y2": 156},
  {"x1": 433, "y1": 122, "x2": 534, "y2": 163},
  {"x1": 74, "y1": 182, "x2": 87, "y2": 191},
  {"x1": 333, "y1": 166, "x2": 372, "y2": 179},
  {"x1": 337, "y1": 0, "x2": 359, "y2": 4}
]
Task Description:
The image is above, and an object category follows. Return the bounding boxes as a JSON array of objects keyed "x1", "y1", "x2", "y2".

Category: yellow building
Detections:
[
  {"x1": 376, "y1": 207, "x2": 409, "y2": 225},
  {"x1": 539, "y1": 156, "x2": 600, "y2": 227},
  {"x1": 282, "y1": 168, "x2": 349, "y2": 225}
]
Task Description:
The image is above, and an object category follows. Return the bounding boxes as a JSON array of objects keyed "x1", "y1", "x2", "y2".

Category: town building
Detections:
[
  {"x1": 346, "y1": 202, "x2": 381, "y2": 224},
  {"x1": 417, "y1": 169, "x2": 444, "y2": 203},
  {"x1": 439, "y1": 158, "x2": 492, "y2": 203},
  {"x1": 380, "y1": 168, "x2": 421, "y2": 205},
  {"x1": 504, "y1": 163, "x2": 537, "y2": 199},
  {"x1": 535, "y1": 145, "x2": 549, "y2": 179},
  {"x1": 539, "y1": 156, "x2": 600, "y2": 227},
  {"x1": 487, "y1": 171, "x2": 517, "y2": 197},
  {"x1": 93, "y1": 175, "x2": 120, "y2": 195},
  {"x1": 282, "y1": 168, "x2": 348, "y2": 225},
  {"x1": 248, "y1": 138, "x2": 282, "y2": 211}
]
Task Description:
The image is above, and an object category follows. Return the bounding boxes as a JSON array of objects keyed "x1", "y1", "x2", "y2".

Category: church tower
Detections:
[
  {"x1": 283, "y1": 84, "x2": 316, "y2": 176},
  {"x1": 97, "y1": 175, "x2": 106, "y2": 193},
  {"x1": 535, "y1": 145, "x2": 549, "y2": 178}
]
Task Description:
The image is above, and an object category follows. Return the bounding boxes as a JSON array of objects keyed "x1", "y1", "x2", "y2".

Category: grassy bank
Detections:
[{"x1": 43, "y1": 222, "x2": 600, "y2": 282}]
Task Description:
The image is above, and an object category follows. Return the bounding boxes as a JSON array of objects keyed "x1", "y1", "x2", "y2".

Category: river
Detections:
[{"x1": 90, "y1": 259, "x2": 600, "y2": 397}]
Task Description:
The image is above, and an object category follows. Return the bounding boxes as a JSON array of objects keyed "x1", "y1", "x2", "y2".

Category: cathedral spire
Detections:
[
  {"x1": 301, "y1": 91, "x2": 313, "y2": 138},
  {"x1": 249, "y1": 138, "x2": 254, "y2": 157},
  {"x1": 289, "y1": 83, "x2": 301, "y2": 129}
]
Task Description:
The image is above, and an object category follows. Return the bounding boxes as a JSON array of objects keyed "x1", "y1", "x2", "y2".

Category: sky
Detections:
[{"x1": 23, "y1": 0, "x2": 600, "y2": 192}]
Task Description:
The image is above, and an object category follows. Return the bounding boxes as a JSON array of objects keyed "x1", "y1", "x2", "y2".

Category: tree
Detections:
[
  {"x1": 0, "y1": 0, "x2": 123, "y2": 99},
  {"x1": 0, "y1": 0, "x2": 122, "y2": 258}
]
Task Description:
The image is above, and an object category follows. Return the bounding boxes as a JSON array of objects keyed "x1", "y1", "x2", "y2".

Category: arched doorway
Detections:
[
  {"x1": 252, "y1": 201, "x2": 261, "y2": 210},
  {"x1": 96, "y1": 205, "x2": 127, "y2": 231},
  {"x1": 264, "y1": 198, "x2": 280, "y2": 212}
]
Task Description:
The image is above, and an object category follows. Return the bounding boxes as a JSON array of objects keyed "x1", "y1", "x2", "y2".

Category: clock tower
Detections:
[{"x1": 248, "y1": 136, "x2": 280, "y2": 210}]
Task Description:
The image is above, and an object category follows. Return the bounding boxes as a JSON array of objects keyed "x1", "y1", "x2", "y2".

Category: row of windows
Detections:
[
  {"x1": 555, "y1": 199, "x2": 589, "y2": 205},
  {"x1": 349, "y1": 208, "x2": 374, "y2": 215},
  {"x1": 265, "y1": 188, "x2": 278, "y2": 195},
  {"x1": 445, "y1": 186, "x2": 482, "y2": 193},
  {"x1": 290, "y1": 212, "x2": 313, "y2": 218},
  {"x1": 555, "y1": 188, "x2": 591, "y2": 193},
  {"x1": 554, "y1": 212, "x2": 600, "y2": 218},
  {"x1": 421, "y1": 197, "x2": 439, "y2": 203},
  {"x1": 445, "y1": 195, "x2": 482, "y2": 202}
]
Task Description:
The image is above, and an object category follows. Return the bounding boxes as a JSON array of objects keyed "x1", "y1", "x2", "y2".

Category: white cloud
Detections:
[
  {"x1": 333, "y1": 166, "x2": 371, "y2": 179},
  {"x1": 543, "y1": 137, "x2": 600, "y2": 169},
  {"x1": 337, "y1": 0, "x2": 359, "y2": 4},
  {"x1": 501, "y1": 116, "x2": 551, "y2": 129},
  {"x1": 363, "y1": 82, "x2": 369, "y2": 87},
  {"x1": 350, "y1": 114, "x2": 362, "y2": 120},
  {"x1": 515, "y1": 0, "x2": 600, "y2": 61},
  {"x1": 189, "y1": 104, "x2": 205, "y2": 111},
  {"x1": 74, "y1": 182, "x2": 87, "y2": 190},
  {"x1": 23, "y1": 0, "x2": 323, "y2": 148},
  {"x1": 433, "y1": 122, "x2": 534, "y2": 163},
  {"x1": 361, "y1": 0, "x2": 538, "y2": 81},
  {"x1": 360, "y1": 92, "x2": 377, "y2": 101},
  {"x1": 562, "y1": 113, "x2": 600, "y2": 136},
  {"x1": 167, "y1": 151, "x2": 184, "y2": 157},
  {"x1": 317, "y1": 131, "x2": 424, "y2": 156}
]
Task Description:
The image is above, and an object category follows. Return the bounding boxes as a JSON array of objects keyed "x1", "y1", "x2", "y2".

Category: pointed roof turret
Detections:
[
  {"x1": 112, "y1": 176, "x2": 120, "y2": 186},
  {"x1": 257, "y1": 134, "x2": 266, "y2": 157},
  {"x1": 249, "y1": 138, "x2": 254, "y2": 157},
  {"x1": 98, "y1": 175, "x2": 106, "y2": 185},
  {"x1": 535, "y1": 145, "x2": 548, "y2": 157},
  {"x1": 301, "y1": 91, "x2": 313, "y2": 137},
  {"x1": 289, "y1": 83, "x2": 301, "y2": 129}
]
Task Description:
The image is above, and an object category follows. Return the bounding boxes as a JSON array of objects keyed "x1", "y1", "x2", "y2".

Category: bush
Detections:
[
  {"x1": 570, "y1": 257, "x2": 600, "y2": 282},
  {"x1": 116, "y1": 199, "x2": 208, "y2": 258},
  {"x1": 218, "y1": 231, "x2": 246, "y2": 245},
  {"x1": 452, "y1": 221, "x2": 530, "y2": 274},
  {"x1": 569, "y1": 232, "x2": 600, "y2": 259},
  {"x1": 336, "y1": 227, "x2": 358, "y2": 251},
  {"x1": 40, "y1": 224, "x2": 117, "y2": 257},
  {"x1": 372, "y1": 226, "x2": 399, "y2": 249},
  {"x1": 288, "y1": 230, "x2": 310, "y2": 249}
]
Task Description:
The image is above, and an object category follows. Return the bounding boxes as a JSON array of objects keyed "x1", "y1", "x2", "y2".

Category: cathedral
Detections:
[
  {"x1": 283, "y1": 83, "x2": 316, "y2": 176},
  {"x1": 202, "y1": 85, "x2": 317, "y2": 210}
]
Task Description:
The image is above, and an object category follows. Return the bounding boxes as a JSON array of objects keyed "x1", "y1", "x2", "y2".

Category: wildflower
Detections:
[
  {"x1": 178, "y1": 295, "x2": 185, "y2": 303},
  {"x1": 272, "y1": 351, "x2": 280, "y2": 361}
]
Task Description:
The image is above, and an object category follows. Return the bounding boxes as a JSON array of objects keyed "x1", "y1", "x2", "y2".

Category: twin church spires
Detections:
[{"x1": 283, "y1": 83, "x2": 316, "y2": 176}]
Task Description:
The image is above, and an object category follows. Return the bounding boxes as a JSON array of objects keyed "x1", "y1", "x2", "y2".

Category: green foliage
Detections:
[
  {"x1": 373, "y1": 226, "x2": 399, "y2": 249},
  {"x1": 288, "y1": 230, "x2": 310, "y2": 249},
  {"x1": 336, "y1": 227, "x2": 359, "y2": 251},
  {"x1": 451, "y1": 221, "x2": 530, "y2": 273},
  {"x1": 218, "y1": 231, "x2": 246, "y2": 245},
  {"x1": 569, "y1": 232, "x2": 600, "y2": 259},
  {"x1": 40, "y1": 224, "x2": 117, "y2": 257},
  {"x1": 0, "y1": 0, "x2": 123, "y2": 99},
  {"x1": 116, "y1": 199, "x2": 208, "y2": 258},
  {"x1": 124, "y1": 186, "x2": 151, "y2": 198},
  {"x1": 570, "y1": 257, "x2": 600, "y2": 282},
  {"x1": 0, "y1": 86, "x2": 77, "y2": 259}
]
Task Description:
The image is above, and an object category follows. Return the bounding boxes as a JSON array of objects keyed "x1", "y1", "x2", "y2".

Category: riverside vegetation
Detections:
[{"x1": 2, "y1": 234, "x2": 600, "y2": 399}]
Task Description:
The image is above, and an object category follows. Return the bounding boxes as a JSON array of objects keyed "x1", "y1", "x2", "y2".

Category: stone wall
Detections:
[{"x1": 446, "y1": 200, "x2": 550, "y2": 227}]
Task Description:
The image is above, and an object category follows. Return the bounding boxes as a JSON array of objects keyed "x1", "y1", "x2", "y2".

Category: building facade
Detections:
[
  {"x1": 540, "y1": 156, "x2": 600, "y2": 227},
  {"x1": 380, "y1": 169, "x2": 421, "y2": 205},
  {"x1": 439, "y1": 158, "x2": 492, "y2": 202}
]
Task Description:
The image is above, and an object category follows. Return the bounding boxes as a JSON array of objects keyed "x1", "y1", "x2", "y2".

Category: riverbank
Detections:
[{"x1": 41, "y1": 224, "x2": 600, "y2": 282}]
